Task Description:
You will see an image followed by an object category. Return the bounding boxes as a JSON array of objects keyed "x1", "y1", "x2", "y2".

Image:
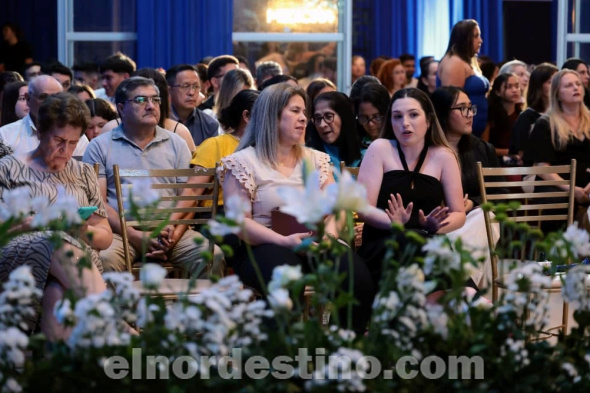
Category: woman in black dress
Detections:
[
  {"x1": 524, "y1": 69, "x2": 590, "y2": 230},
  {"x1": 357, "y1": 88, "x2": 466, "y2": 285}
]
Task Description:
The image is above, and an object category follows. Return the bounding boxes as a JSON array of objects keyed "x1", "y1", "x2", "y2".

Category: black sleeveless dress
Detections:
[{"x1": 359, "y1": 141, "x2": 444, "y2": 284}]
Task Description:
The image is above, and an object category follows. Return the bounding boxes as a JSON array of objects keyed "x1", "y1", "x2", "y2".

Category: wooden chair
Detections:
[
  {"x1": 477, "y1": 159, "x2": 577, "y2": 337},
  {"x1": 339, "y1": 161, "x2": 359, "y2": 178},
  {"x1": 339, "y1": 161, "x2": 362, "y2": 250},
  {"x1": 113, "y1": 164, "x2": 219, "y2": 281}
]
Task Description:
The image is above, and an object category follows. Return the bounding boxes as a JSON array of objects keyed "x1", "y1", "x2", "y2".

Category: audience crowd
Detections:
[{"x1": 1, "y1": 18, "x2": 589, "y2": 338}]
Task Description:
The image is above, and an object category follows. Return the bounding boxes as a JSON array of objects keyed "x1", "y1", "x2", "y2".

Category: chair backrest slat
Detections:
[
  {"x1": 113, "y1": 163, "x2": 220, "y2": 274},
  {"x1": 476, "y1": 159, "x2": 577, "y2": 303},
  {"x1": 485, "y1": 191, "x2": 569, "y2": 200},
  {"x1": 118, "y1": 168, "x2": 216, "y2": 177},
  {"x1": 479, "y1": 164, "x2": 572, "y2": 176},
  {"x1": 339, "y1": 161, "x2": 359, "y2": 178}
]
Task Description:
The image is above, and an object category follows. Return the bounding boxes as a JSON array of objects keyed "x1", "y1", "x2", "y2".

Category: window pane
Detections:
[
  {"x1": 233, "y1": 41, "x2": 339, "y2": 88},
  {"x1": 73, "y1": 41, "x2": 136, "y2": 65},
  {"x1": 73, "y1": 0, "x2": 136, "y2": 32},
  {"x1": 566, "y1": 42, "x2": 590, "y2": 66},
  {"x1": 233, "y1": 0, "x2": 339, "y2": 33}
]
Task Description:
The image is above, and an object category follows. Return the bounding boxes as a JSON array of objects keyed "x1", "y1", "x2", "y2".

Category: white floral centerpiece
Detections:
[{"x1": 1, "y1": 168, "x2": 590, "y2": 392}]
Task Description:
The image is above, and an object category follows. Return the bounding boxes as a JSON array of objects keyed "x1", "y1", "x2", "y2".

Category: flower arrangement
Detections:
[{"x1": 1, "y1": 169, "x2": 590, "y2": 392}]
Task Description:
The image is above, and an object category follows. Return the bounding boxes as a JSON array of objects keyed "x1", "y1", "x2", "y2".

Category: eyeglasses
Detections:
[
  {"x1": 125, "y1": 96, "x2": 162, "y2": 106},
  {"x1": 171, "y1": 83, "x2": 201, "y2": 92},
  {"x1": 450, "y1": 105, "x2": 477, "y2": 117},
  {"x1": 312, "y1": 113, "x2": 335, "y2": 126},
  {"x1": 356, "y1": 115, "x2": 384, "y2": 125}
]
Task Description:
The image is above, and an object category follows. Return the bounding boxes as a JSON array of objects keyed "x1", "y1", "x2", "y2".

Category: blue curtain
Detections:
[
  {"x1": 136, "y1": 0, "x2": 233, "y2": 69},
  {"x1": 462, "y1": 0, "x2": 504, "y2": 62},
  {"x1": 370, "y1": 0, "x2": 419, "y2": 59},
  {"x1": 369, "y1": 0, "x2": 504, "y2": 63}
]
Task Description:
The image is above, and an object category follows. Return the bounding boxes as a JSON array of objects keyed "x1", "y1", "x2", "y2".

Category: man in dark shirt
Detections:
[
  {"x1": 197, "y1": 55, "x2": 239, "y2": 111},
  {"x1": 166, "y1": 64, "x2": 219, "y2": 146}
]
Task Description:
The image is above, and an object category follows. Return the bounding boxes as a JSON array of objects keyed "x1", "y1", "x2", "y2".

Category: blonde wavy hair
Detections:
[{"x1": 547, "y1": 69, "x2": 590, "y2": 150}]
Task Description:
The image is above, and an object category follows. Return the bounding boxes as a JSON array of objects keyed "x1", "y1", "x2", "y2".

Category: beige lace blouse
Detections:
[{"x1": 218, "y1": 146, "x2": 331, "y2": 227}]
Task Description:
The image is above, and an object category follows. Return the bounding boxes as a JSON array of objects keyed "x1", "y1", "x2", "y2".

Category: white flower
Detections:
[
  {"x1": 31, "y1": 186, "x2": 81, "y2": 227},
  {"x1": 208, "y1": 219, "x2": 240, "y2": 237},
  {"x1": 268, "y1": 264, "x2": 303, "y2": 292},
  {"x1": 563, "y1": 223, "x2": 590, "y2": 258},
  {"x1": 426, "y1": 303, "x2": 449, "y2": 339},
  {"x1": 562, "y1": 265, "x2": 590, "y2": 311},
  {"x1": 139, "y1": 263, "x2": 167, "y2": 290},
  {"x1": 326, "y1": 170, "x2": 376, "y2": 214},
  {"x1": 5, "y1": 378, "x2": 22, "y2": 393},
  {"x1": 122, "y1": 178, "x2": 159, "y2": 210},
  {"x1": 562, "y1": 362, "x2": 578, "y2": 378},
  {"x1": 0, "y1": 187, "x2": 31, "y2": 221},
  {"x1": 307, "y1": 348, "x2": 367, "y2": 392},
  {"x1": 54, "y1": 298, "x2": 74, "y2": 324},
  {"x1": 422, "y1": 236, "x2": 461, "y2": 275},
  {"x1": 268, "y1": 288, "x2": 293, "y2": 311},
  {"x1": 277, "y1": 170, "x2": 334, "y2": 227},
  {"x1": 0, "y1": 327, "x2": 28, "y2": 367},
  {"x1": 224, "y1": 194, "x2": 250, "y2": 224}
]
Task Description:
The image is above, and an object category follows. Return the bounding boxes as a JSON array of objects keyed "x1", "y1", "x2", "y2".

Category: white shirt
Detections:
[{"x1": 0, "y1": 114, "x2": 89, "y2": 157}]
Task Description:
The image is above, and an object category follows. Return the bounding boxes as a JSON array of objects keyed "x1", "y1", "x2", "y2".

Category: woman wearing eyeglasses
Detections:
[
  {"x1": 306, "y1": 91, "x2": 362, "y2": 167},
  {"x1": 431, "y1": 86, "x2": 502, "y2": 288},
  {"x1": 354, "y1": 82, "x2": 391, "y2": 156}
]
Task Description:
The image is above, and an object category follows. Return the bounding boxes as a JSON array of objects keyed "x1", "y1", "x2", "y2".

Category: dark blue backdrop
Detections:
[
  {"x1": 362, "y1": 0, "x2": 504, "y2": 65},
  {"x1": 136, "y1": 0, "x2": 233, "y2": 69}
]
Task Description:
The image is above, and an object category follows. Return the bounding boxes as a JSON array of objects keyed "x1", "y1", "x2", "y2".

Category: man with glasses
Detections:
[
  {"x1": 0, "y1": 75, "x2": 89, "y2": 156},
  {"x1": 83, "y1": 76, "x2": 224, "y2": 276},
  {"x1": 166, "y1": 64, "x2": 219, "y2": 146},
  {"x1": 198, "y1": 55, "x2": 239, "y2": 111}
]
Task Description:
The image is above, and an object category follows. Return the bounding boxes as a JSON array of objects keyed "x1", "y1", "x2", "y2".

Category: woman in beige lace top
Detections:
[{"x1": 219, "y1": 84, "x2": 375, "y2": 333}]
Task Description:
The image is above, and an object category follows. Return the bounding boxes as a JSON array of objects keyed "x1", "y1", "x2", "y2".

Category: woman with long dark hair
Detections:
[
  {"x1": 431, "y1": 86, "x2": 501, "y2": 288},
  {"x1": 437, "y1": 19, "x2": 489, "y2": 137},
  {"x1": 0, "y1": 80, "x2": 28, "y2": 126},
  {"x1": 486, "y1": 72, "x2": 522, "y2": 160},
  {"x1": 306, "y1": 91, "x2": 362, "y2": 166}
]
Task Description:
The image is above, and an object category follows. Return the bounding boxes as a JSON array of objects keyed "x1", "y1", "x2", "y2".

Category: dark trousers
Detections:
[{"x1": 233, "y1": 243, "x2": 376, "y2": 333}]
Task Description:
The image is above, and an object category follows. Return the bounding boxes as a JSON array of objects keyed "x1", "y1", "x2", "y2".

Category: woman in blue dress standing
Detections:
[{"x1": 437, "y1": 19, "x2": 490, "y2": 138}]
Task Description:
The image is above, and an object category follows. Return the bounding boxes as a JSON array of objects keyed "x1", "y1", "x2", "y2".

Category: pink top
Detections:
[{"x1": 218, "y1": 146, "x2": 331, "y2": 227}]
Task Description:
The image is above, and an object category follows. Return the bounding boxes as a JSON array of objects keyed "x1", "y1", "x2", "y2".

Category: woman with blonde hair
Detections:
[
  {"x1": 524, "y1": 69, "x2": 590, "y2": 229},
  {"x1": 212, "y1": 68, "x2": 254, "y2": 121},
  {"x1": 220, "y1": 84, "x2": 375, "y2": 333}
]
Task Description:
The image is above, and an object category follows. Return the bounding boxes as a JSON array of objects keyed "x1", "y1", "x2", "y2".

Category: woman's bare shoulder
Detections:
[{"x1": 430, "y1": 145, "x2": 457, "y2": 162}]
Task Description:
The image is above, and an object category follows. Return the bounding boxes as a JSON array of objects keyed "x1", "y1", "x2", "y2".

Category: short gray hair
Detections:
[
  {"x1": 255, "y1": 61, "x2": 283, "y2": 85},
  {"x1": 499, "y1": 60, "x2": 527, "y2": 75},
  {"x1": 114, "y1": 76, "x2": 160, "y2": 106}
]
